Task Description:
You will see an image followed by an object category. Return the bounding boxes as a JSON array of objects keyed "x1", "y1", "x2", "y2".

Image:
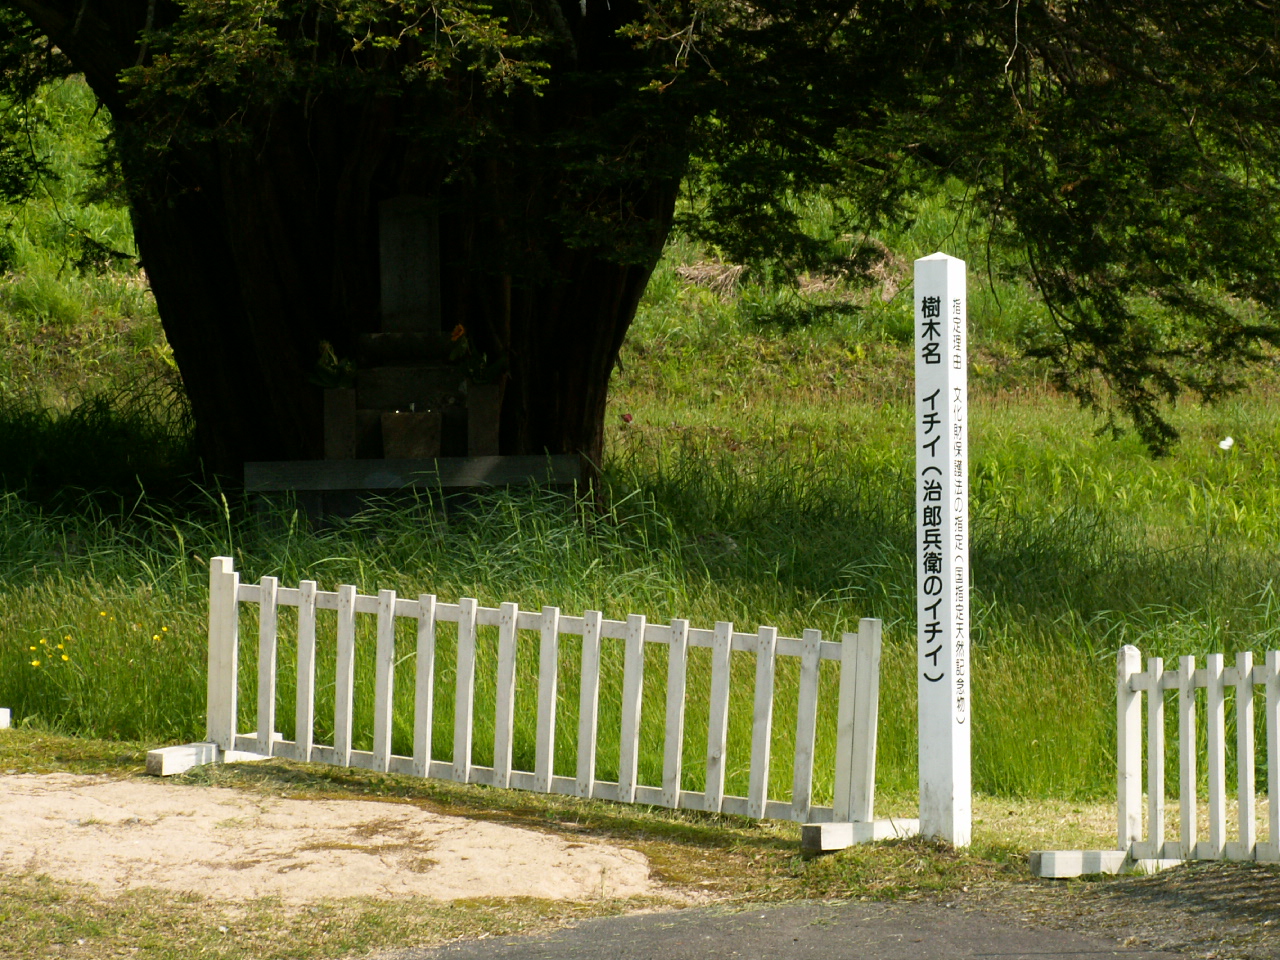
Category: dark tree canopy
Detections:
[{"x1": 1, "y1": 0, "x2": 1278, "y2": 470}]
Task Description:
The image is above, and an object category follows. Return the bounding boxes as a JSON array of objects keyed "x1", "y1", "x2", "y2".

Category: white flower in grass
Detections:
[{"x1": 1219, "y1": 436, "x2": 1234, "y2": 451}]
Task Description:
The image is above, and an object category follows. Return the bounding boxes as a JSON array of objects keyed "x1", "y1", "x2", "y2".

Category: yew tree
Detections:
[{"x1": 1, "y1": 0, "x2": 1278, "y2": 472}]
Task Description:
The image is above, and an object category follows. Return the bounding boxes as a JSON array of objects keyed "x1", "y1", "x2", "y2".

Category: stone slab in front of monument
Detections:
[{"x1": 381, "y1": 410, "x2": 444, "y2": 459}]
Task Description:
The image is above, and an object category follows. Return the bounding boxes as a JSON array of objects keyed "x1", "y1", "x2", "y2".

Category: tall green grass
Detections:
[
  {"x1": 3, "y1": 378, "x2": 1278, "y2": 803},
  {"x1": 2, "y1": 92, "x2": 1278, "y2": 807}
]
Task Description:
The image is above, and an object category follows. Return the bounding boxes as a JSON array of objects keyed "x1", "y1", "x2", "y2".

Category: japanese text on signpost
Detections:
[{"x1": 914, "y1": 253, "x2": 971, "y2": 847}]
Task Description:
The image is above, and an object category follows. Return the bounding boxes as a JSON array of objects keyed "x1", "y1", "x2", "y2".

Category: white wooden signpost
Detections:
[{"x1": 914, "y1": 252, "x2": 972, "y2": 846}]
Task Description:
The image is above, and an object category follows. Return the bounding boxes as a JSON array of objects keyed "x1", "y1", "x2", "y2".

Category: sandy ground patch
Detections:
[{"x1": 0, "y1": 773, "x2": 655, "y2": 902}]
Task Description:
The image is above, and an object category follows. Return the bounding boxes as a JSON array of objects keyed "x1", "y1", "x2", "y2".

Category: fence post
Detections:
[
  {"x1": 618, "y1": 613, "x2": 647, "y2": 805},
  {"x1": 335, "y1": 584, "x2": 357, "y2": 767},
  {"x1": 705, "y1": 621, "x2": 733, "y2": 814},
  {"x1": 576, "y1": 610, "x2": 602, "y2": 799},
  {"x1": 256, "y1": 576, "x2": 279, "y2": 759},
  {"x1": 206, "y1": 557, "x2": 240, "y2": 750},
  {"x1": 1117, "y1": 645, "x2": 1142, "y2": 853},
  {"x1": 452, "y1": 597, "x2": 479, "y2": 785},
  {"x1": 1178, "y1": 655, "x2": 1198, "y2": 859},
  {"x1": 790, "y1": 628, "x2": 822, "y2": 824},
  {"x1": 1205, "y1": 652, "x2": 1226, "y2": 859},
  {"x1": 493, "y1": 601, "x2": 519, "y2": 789},
  {"x1": 746, "y1": 625, "x2": 778, "y2": 819},
  {"x1": 534, "y1": 606, "x2": 560, "y2": 793},
  {"x1": 412, "y1": 594, "x2": 437, "y2": 778},
  {"x1": 296, "y1": 580, "x2": 318, "y2": 763},
  {"x1": 372, "y1": 588, "x2": 398, "y2": 774},
  {"x1": 1268, "y1": 650, "x2": 1280, "y2": 860},
  {"x1": 1234, "y1": 651, "x2": 1256, "y2": 859},
  {"x1": 661, "y1": 619, "x2": 689, "y2": 810},
  {"x1": 850, "y1": 618, "x2": 882, "y2": 823},
  {"x1": 1144, "y1": 656, "x2": 1164, "y2": 860},
  {"x1": 834, "y1": 620, "x2": 882, "y2": 822}
]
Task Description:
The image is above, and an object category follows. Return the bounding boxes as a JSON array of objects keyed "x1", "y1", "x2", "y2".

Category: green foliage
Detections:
[
  {"x1": 4, "y1": 1, "x2": 1277, "y2": 454},
  {"x1": 0, "y1": 76, "x2": 170, "y2": 416},
  {"x1": 122, "y1": 0, "x2": 553, "y2": 151},
  {"x1": 674, "y1": 1, "x2": 1280, "y2": 452}
]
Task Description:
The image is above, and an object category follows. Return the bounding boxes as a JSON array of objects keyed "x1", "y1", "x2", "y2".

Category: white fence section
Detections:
[
  {"x1": 204, "y1": 557, "x2": 893, "y2": 826},
  {"x1": 1118, "y1": 643, "x2": 1279, "y2": 863},
  {"x1": 1033, "y1": 643, "x2": 1279, "y2": 878}
]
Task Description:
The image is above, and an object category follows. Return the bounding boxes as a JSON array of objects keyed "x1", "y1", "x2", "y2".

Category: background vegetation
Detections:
[{"x1": 1, "y1": 77, "x2": 1277, "y2": 808}]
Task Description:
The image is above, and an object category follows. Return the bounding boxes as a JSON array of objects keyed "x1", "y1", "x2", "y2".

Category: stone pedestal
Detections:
[
  {"x1": 381, "y1": 411, "x2": 443, "y2": 459},
  {"x1": 323, "y1": 389, "x2": 357, "y2": 459},
  {"x1": 467, "y1": 381, "x2": 503, "y2": 456}
]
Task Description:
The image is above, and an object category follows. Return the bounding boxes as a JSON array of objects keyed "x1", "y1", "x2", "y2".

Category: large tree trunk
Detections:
[{"x1": 13, "y1": 0, "x2": 684, "y2": 478}]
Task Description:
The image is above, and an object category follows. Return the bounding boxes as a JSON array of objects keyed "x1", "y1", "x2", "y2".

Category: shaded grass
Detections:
[{"x1": 2, "y1": 388, "x2": 1279, "y2": 804}]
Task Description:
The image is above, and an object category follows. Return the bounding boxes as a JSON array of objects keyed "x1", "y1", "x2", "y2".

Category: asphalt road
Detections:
[{"x1": 399, "y1": 900, "x2": 1180, "y2": 960}]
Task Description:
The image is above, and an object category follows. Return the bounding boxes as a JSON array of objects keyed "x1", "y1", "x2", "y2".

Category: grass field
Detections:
[
  {"x1": 3, "y1": 248, "x2": 1279, "y2": 806},
  {"x1": 1, "y1": 78, "x2": 1279, "y2": 811}
]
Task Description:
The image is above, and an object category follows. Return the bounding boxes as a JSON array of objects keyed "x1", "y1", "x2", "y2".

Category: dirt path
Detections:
[{"x1": 0, "y1": 773, "x2": 656, "y2": 902}]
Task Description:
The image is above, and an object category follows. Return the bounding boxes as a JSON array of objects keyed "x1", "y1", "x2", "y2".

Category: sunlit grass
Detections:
[{"x1": 2, "y1": 107, "x2": 1279, "y2": 807}]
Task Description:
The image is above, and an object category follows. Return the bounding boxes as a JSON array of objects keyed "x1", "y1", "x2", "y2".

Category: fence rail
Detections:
[
  {"x1": 206, "y1": 557, "x2": 887, "y2": 825},
  {"x1": 1119, "y1": 644, "x2": 1280, "y2": 862}
]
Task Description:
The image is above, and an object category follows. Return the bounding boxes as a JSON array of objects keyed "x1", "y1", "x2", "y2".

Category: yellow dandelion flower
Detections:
[
  {"x1": 152, "y1": 634, "x2": 160, "y2": 641},
  {"x1": 99, "y1": 611, "x2": 106, "y2": 617},
  {"x1": 63, "y1": 635, "x2": 70, "y2": 641},
  {"x1": 30, "y1": 659, "x2": 40, "y2": 667},
  {"x1": 39, "y1": 638, "x2": 46, "y2": 644},
  {"x1": 61, "y1": 654, "x2": 69, "y2": 661},
  {"x1": 56, "y1": 643, "x2": 63, "y2": 650},
  {"x1": 162, "y1": 627, "x2": 169, "y2": 633}
]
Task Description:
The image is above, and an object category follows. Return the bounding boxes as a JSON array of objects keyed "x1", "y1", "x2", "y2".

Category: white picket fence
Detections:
[
  {"x1": 204, "y1": 557, "x2": 889, "y2": 825},
  {"x1": 1034, "y1": 643, "x2": 1280, "y2": 877},
  {"x1": 1118, "y1": 643, "x2": 1280, "y2": 862}
]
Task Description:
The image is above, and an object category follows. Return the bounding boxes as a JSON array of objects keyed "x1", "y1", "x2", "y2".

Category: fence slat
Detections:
[
  {"x1": 1179, "y1": 655, "x2": 1198, "y2": 857},
  {"x1": 413, "y1": 595, "x2": 437, "y2": 778},
  {"x1": 296, "y1": 580, "x2": 317, "y2": 763},
  {"x1": 577, "y1": 610, "x2": 603, "y2": 799},
  {"x1": 1117, "y1": 645, "x2": 1142, "y2": 852},
  {"x1": 850, "y1": 619, "x2": 883, "y2": 822},
  {"x1": 1205, "y1": 653, "x2": 1226, "y2": 859},
  {"x1": 207, "y1": 558, "x2": 240, "y2": 749},
  {"x1": 1236, "y1": 651, "x2": 1256, "y2": 856},
  {"x1": 335, "y1": 584, "x2": 357, "y2": 767},
  {"x1": 1269, "y1": 651, "x2": 1280, "y2": 859},
  {"x1": 372, "y1": 589, "x2": 397, "y2": 773},
  {"x1": 534, "y1": 606, "x2": 560, "y2": 793},
  {"x1": 791, "y1": 628, "x2": 822, "y2": 824},
  {"x1": 1144, "y1": 656, "x2": 1164, "y2": 857},
  {"x1": 662, "y1": 619, "x2": 689, "y2": 809},
  {"x1": 705, "y1": 621, "x2": 733, "y2": 814},
  {"x1": 256, "y1": 576, "x2": 279, "y2": 759},
  {"x1": 493, "y1": 601, "x2": 519, "y2": 789},
  {"x1": 452, "y1": 598, "x2": 479, "y2": 784},
  {"x1": 833, "y1": 630, "x2": 857, "y2": 822},
  {"x1": 747, "y1": 626, "x2": 777, "y2": 819},
  {"x1": 618, "y1": 613, "x2": 647, "y2": 804}
]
